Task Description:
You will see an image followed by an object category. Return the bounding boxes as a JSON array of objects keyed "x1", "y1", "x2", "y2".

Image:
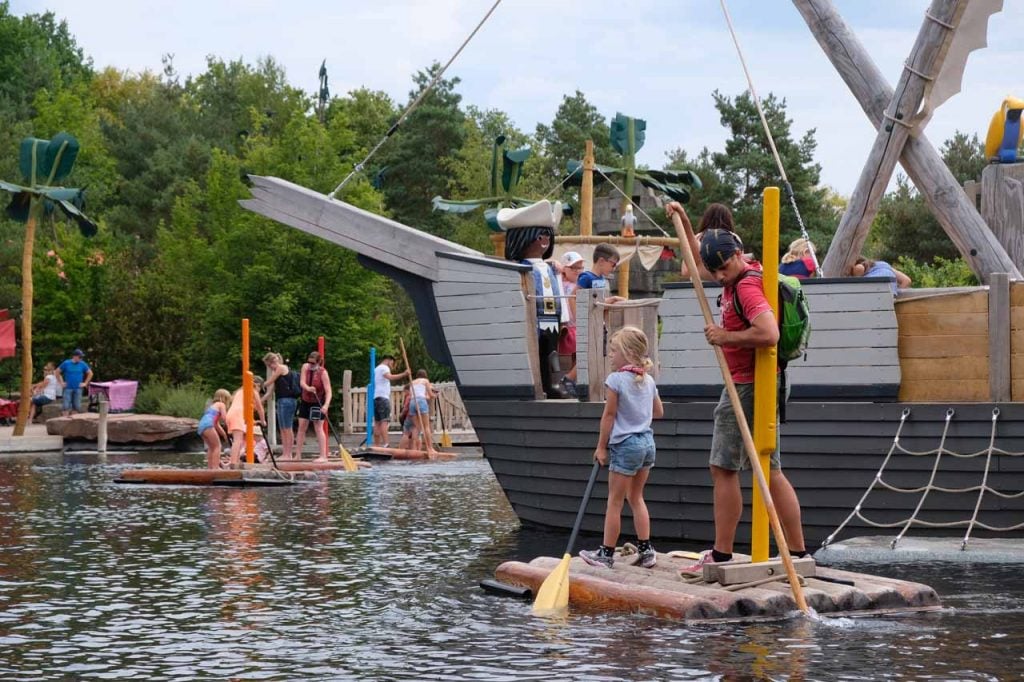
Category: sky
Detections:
[{"x1": 11, "y1": 0, "x2": 1024, "y2": 194}]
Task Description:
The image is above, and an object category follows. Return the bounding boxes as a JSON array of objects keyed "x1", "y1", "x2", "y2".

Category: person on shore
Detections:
[
  {"x1": 372, "y1": 355, "x2": 409, "y2": 447},
  {"x1": 28, "y1": 362, "x2": 59, "y2": 422},
  {"x1": 399, "y1": 369, "x2": 437, "y2": 451},
  {"x1": 680, "y1": 228, "x2": 808, "y2": 573},
  {"x1": 579, "y1": 326, "x2": 663, "y2": 569},
  {"x1": 198, "y1": 389, "x2": 231, "y2": 470},
  {"x1": 55, "y1": 349, "x2": 93, "y2": 417},
  {"x1": 557, "y1": 251, "x2": 585, "y2": 396},
  {"x1": 779, "y1": 238, "x2": 818, "y2": 279},
  {"x1": 849, "y1": 256, "x2": 911, "y2": 295},
  {"x1": 497, "y1": 199, "x2": 571, "y2": 399},
  {"x1": 225, "y1": 379, "x2": 267, "y2": 468},
  {"x1": 296, "y1": 351, "x2": 332, "y2": 461},
  {"x1": 261, "y1": 352, "x2": 300, "y2": 460}
]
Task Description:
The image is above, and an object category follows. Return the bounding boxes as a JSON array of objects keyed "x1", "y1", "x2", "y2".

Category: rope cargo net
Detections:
[{"x1": 821, "y1": 407, "x2": 1024, "y2": 552}]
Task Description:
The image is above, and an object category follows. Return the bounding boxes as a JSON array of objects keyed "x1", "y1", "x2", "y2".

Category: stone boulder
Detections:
[{"x1": 47, "y1": 413, "x2": 199, "y2": 443}]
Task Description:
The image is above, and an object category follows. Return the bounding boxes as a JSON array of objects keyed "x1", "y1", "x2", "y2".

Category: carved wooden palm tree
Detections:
[{"x1": 0, "y1": 132, "x2": 97, "y2": 435}]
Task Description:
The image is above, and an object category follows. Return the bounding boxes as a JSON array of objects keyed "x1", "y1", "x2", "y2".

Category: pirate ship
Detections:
[{"x1": 241, "y1": 0, "x2": 1024, "y2": 549}]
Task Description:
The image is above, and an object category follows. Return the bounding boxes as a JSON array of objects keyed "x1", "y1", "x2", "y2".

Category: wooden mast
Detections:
[
  {"x1": 820, "y1": 0, "x2": 964, "y2": 277},
  {"x1": 795, "y1": 0, "x2": 1021, "y2": 282},
  {"x1": 580, "y1": 139, "x2": 594, "y2": 237}
]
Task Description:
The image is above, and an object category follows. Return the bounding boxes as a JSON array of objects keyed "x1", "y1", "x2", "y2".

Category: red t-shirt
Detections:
[{"x1": 720, "y1": 261, "x2": 773, "y2": 384}]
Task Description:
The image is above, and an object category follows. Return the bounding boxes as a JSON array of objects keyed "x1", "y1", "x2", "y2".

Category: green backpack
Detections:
[{"x1": 731, "y1": 270, "x2": 812, "y2": 368}]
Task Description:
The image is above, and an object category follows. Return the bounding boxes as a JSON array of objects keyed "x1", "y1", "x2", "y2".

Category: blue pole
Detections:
[{"x1": 366, "y1": 347, "x2": 376, "y2": 443}]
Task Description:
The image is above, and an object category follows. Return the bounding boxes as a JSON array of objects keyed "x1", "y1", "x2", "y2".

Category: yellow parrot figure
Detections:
[{"x1": 985, "y1": 97, "x2": 1024, "y2": 163}]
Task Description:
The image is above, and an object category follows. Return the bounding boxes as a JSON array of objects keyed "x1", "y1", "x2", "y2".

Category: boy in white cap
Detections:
[
  {"x1": 496, "y1": 199, "x2": 570, "y2": 398},
  {"x1": 557, "y1": 251, "x2": 585, "y2": 396}
]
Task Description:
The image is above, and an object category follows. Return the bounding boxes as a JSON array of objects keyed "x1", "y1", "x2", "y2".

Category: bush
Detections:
[
  {"x1": 894, "y1": 255, "x2": 979, "y2": 289},
  {"x1": 135, "y1": 380, "x2": 210, "y2": 418}
]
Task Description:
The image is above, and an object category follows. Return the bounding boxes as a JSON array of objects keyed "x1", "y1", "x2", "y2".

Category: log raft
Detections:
[
  {"x1": 115, "y1": 467, "x2": 301, "y2": 486},
  {"x1": 494, "y1": 552, "x2": 940, "y2": 621}
]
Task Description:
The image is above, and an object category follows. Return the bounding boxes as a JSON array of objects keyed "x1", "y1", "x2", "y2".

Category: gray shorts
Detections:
[{"x1": 710, "y1": 381, "x2": 782, "y2": 472}]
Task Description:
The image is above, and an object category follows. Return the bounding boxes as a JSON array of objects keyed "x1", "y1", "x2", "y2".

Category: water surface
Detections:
[{"x1": 0, "y1": 453, "x2": 1021, "y2": 680}]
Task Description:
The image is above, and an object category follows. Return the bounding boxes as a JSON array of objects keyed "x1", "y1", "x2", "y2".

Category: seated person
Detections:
[
  {"x1": 850, "y1": 256, "x2": 912, "y2": 295},
  {"x1": 779, "y1": 238, "x2": 818, "y2": 279},
  {"x1": 29, "y1": 362, "x2": 59, "y2": 422}
]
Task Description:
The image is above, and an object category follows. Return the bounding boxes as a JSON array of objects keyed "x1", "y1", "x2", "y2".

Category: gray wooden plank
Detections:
[
  {"x1": 455, "y1": 368, "x2": 536, "y2": 386},
  {"x1": 443, "y1": 322, "x2": 528, "y2": 342},
  {"x1": 448, "y1": 337, "x2": 531, "y2": 357},
  {"x1": 439, "y1": 305, "x2": 525, "y2": 327},
  {"x1": 452, "y1": 353, "x2": 534, "y2": 372},
  {"x1": 434, "y1": 281, "x2": 522, "y2": 297},
  {"x1": 989, "y1": 272, "x2": 1011, "y2": 401},
  {"x1": 659, "y1": 328, "x2": 899, "y2": 352},
  {"x1": 437, "y1": 268, "x2": 528, "y2": 285},
  {"x1": 435, "y1": 290, "x2": 524, "y2": 312}
]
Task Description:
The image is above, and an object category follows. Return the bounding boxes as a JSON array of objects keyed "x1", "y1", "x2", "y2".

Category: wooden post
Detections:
[
  {"x1": 794, "y1": 0, "x2": 1021, "y2": 283},
  {"x1": 581, "y1": 140, "x2": 594, "y2": 237},
  {"x1": 97, "y1": 395, "x2": 109, "y2": 454},
  {"x1": 342, "y1": 369, "x2": 353, "y2": 433},
  {"x1": 820, "y1": 0, "x2": 965, "y2": 277},
  {"x1": 13, "y1": 202, "x2": 40, "y2": 436},
  {"x1": 981, "y1": 163, "x2": 1024, "y2": 271},
  {"x1": 989, "y1": 272, "x2": 1011, "y2": 402},
  {"x1": 520, "y1": 271, "x2": 545, "y2": 400},
  {"x1": 490, "y1": 233, "x2": 505, "y2": 258},
  {"x1": 586, "y1": 288, "x2": 608, "y2": 402}
]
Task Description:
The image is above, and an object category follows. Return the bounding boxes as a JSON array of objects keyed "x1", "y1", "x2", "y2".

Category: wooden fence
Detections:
[{"x1": 339, "y1": 373, "x2": 471, "y2": 434}]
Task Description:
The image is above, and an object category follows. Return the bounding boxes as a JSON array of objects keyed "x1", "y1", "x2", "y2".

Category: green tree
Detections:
[
  {"x1": 534, "y1": 90, "x2": 614, "y2": 189},
  {"x1": 375, "y1": 64, "x2": 466, "y2": 239},
  {"x1": 710, "y1": 90, "x2": 837, "y2": 256}
]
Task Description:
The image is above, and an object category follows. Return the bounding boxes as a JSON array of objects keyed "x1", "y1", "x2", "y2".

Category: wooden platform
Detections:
[
  {"x1": 115, "y1": 468, "x2": 298, "y2": 486},
  {"x1": 494, "y1": 551, "x2": 941, "y2": 621}
]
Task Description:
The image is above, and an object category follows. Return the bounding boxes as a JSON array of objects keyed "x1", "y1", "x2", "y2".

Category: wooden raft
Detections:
[
  {"x1": 244, "y1": 460, "x2": 371, "y2": 472},
  {"x1": 495, "y1": 552, "x2": 940, "y2": 621},
  {"x1": 115, "y1": 468, "x2": 297, "y2": 486},
  {"x1": 355, "y1": 446, "x2": 458, "y2": 461}
]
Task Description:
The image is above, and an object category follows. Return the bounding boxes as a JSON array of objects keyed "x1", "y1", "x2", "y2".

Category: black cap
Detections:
[{"x1": 700, "y1": 229, "x2": 743, "y2": 271}]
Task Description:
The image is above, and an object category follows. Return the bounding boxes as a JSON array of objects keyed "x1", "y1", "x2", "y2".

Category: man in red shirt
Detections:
[{"x1": 685, "y1": 227, "x2": 807, "y2": 571}]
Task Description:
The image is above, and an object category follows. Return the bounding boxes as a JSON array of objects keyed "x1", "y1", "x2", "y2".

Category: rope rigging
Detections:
[
  {"x1": 719, "y1": 0, "x2": 821, "y2": 275},
  {"x1": 822, "y1": 408, "x2": 1024, "y2": 553},
  {"x1": 328, "y1": 0, "x2": 504, "y2": 199}
]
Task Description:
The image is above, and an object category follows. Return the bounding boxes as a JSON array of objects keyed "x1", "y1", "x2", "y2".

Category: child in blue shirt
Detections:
[{"x1": 579, "y1": 326, "x2": 664, "y2": 569}]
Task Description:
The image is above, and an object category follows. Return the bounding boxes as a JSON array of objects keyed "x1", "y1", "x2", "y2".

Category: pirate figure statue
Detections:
[{"x1": 497, "y1": 199, "x2": 570, "y2": 399}]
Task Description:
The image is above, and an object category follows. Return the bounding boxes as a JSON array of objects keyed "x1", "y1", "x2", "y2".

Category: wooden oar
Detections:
[
  {"x1": 532, "y1": 460, "x2": 601, "y2": 615},
  {"x1": 436, "y1": 395, "x2": 454, "y2": 448},
  {"x1": 669, "y1": 209, "x2": 810, "y2": 615},
  {"x1": 398, "y1": 337, "x2": 438, "y2": 459}
]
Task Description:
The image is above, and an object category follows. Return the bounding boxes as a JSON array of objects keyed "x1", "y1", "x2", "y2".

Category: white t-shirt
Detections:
[
  {"x1": 42, "y1": 374, "x2": 58, "y2": 400},
  {"x1": 373, "y1": 363, "x2": 392, "y2": 400}
]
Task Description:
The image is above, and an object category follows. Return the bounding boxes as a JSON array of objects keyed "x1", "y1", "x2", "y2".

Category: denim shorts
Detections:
[
  {"x1": 403, "y1": 397, "x2": 429, "y2": 430},
  {"x1": 276, "y1": 397, "x2": 297, "y2": 431},
  {"x1": 608, "y1": 431, "x2": 656, "y2": 476},
  {"x1": 710, "y1": 382, "x2": 782, "y2": 471},
  {"x1": 62, "y1": 388, "x2": 82, "y2": 412}
]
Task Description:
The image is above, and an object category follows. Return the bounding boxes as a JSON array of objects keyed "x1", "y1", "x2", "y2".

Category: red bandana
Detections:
[{"x1": 619, "y1": 364, "x2": 646, "y2": 376}]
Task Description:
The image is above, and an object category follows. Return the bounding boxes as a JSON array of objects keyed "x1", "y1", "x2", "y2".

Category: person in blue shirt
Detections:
[
  {"x1": 850, "y1": 256, "x2": 912, "y2": 295},
  {"x1": 55, "y1": 348, "x2": 93, "y2": 416},
  {"x1": 577, "y1": 244, "x2": 624, "y2": 304}
]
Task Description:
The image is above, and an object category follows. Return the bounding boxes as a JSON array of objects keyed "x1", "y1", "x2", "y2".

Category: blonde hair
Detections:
[
  {"x1": 263, "y1": 352, "x2": 282, "y2": 365},
  {"x1": 781, "y1": 237, "x2": 815, "y2": 264},
  {"x1": 609, "y1": 326, "x2": 653, "y2": 383},
  {"x1": 213, "y1": 388, "x2": 232, "y2": 409}
]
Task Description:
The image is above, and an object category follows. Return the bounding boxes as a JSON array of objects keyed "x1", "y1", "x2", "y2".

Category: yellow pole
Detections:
[
  {"x1": 751, "y1": 187, "x2": 780, "y2": 563},
  {"x1": 490, "y1": 233, "x2": 505, "y2": 258},
  {"x1": 580, "y1": 140, "x2": 594, "y2": 237},
  {"x1": 242, "y1": 319, "x2": 254, "y2": 464},
  {"x1": 617, "y1": 195, "x2": 630, "y2": 300}
]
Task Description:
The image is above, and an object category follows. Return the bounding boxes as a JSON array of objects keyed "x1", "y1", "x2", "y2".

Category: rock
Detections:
[{"x1": 46, "y1": 413, "x2": 199, "y2": 443}]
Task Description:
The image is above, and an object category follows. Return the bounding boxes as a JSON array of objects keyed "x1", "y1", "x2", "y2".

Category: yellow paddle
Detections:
[
  {"x1": 436, "y1": 395, "x2": 454, "y2": 449},
  {"x1": 669, "y1": 208, "x2": 810, "y2": 615},
  {"x1": 315, "y1": 393, "x2": 358, "y2": 472},
  {"x1": 532, "y1": 461, "x2": 601, "y2": 615}
]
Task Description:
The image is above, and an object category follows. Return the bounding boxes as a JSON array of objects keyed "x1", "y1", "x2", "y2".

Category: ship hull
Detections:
[{"x1": 469, "y1": 399, "x2": 1024, "y2": 548}]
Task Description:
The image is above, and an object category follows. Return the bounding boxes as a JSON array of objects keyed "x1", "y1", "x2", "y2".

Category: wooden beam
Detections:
[
  {"x1": 794, "y1": 0, "x2": 1021, "y2": 283},
  {"x1": 822, "y1": 0, "x2": 965, "y2": 277},
  {"x1": 989, "y1": 272, "x2": 1011, "y2": 401},
  {"x1": 580, "y1": 139, "x2": 594, "y2": 237}
]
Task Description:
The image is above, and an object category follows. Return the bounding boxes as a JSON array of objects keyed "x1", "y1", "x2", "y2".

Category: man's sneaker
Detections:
[
  {"x1": 560, "y1": 376, "x2": 578, "y2": 397},
  {"x1": 680, "y1": 549, "x2": 727, "y2": 574},
  {"x1": 579, "y1": 548, "x2": 614, "y2": 568},
  {"x1": 636, "y1": 546, "x2": 657, "y2": 569}
]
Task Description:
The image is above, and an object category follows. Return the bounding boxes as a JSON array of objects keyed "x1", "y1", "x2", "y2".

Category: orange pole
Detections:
[{"x1": 242, "y1": 319, "x2": 254, "y2": 464}]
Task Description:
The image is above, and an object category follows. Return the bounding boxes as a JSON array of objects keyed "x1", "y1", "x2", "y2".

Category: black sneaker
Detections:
[
  {"x1": 636, "y1": 545, "x2": 657, "y2": 568},
  {"x1": 579, "y1": 548, "x2": 613, "y2": 568}
]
